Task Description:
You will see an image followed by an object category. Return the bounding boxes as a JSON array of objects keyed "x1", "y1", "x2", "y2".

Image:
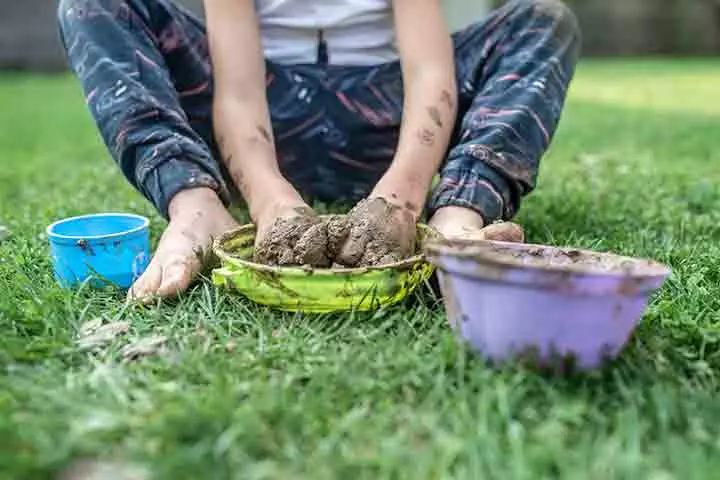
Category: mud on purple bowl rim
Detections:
[{"x1": 423, "y1": 239, "x2": 671, "y2": 280}]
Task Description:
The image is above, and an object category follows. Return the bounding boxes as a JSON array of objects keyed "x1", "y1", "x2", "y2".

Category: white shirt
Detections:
[{"x1": 255, "y1": 0, "x2": 399, "y2": 66}]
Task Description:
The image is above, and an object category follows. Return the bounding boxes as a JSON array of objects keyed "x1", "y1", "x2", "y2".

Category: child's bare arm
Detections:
[
  {"x1": 334, "y1": 0, "x2": 458, "y2": 262},
  {"x1": 372, "y1": 0, "x2": 458, "y2": 215},
  {"x1": 204, "y1": 0, "x2": 305, "y2": 223}
]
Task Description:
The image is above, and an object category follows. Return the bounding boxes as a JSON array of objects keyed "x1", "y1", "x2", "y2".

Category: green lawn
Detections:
[{"x1": 1, "y1": 60, "x2": 719, "y2": 479}]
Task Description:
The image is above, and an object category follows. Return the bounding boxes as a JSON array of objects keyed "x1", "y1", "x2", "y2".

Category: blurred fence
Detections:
[
  {"x1": 0, "y1": 0, "x2": 200, "y2": 70},
  {"x1": 562, "y1": 0, "x2": 720, "y2": 55},
  {"x1": 0, "y1": 0, "x2": 718, "y2": 71}
]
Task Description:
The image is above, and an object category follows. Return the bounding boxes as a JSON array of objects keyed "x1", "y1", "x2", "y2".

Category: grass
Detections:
[{"x1": 1, "y1": 59, "x2": 719, "y2": 479}]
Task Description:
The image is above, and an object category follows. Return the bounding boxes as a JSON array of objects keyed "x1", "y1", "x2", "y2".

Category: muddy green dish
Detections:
[{"x1": 212, "y1": 221, "x2": 437, "y2": 313}]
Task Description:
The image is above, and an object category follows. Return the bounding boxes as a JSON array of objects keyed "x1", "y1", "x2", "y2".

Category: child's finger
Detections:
[
  {"x1": 127, "y1": 262, "x2": 163, "y2": 304},
  {"x1": 479, "y1": 222, "x2": 525, "y2": 243}
]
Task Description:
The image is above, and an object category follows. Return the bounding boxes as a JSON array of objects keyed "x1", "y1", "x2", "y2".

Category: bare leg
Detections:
[{"x1": 58, "y1": 0, "x2": 238, "y2": 299}]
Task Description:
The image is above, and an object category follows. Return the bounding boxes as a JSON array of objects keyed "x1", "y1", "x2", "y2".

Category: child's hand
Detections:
[
  {"x1": 329, "y1": 197, "x2": 417, "y2": 267},
  {"x1": 429, "y1": 206, "x2": 525, "y2": 243},
  {"x1": 253, "y1": 205, "x2": 331, "y2": 267}
]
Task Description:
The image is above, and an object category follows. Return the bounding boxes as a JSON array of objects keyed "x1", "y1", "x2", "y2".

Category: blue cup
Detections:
[{"x1": 47, "y1": 213, "x2": 150, "y2": 289}]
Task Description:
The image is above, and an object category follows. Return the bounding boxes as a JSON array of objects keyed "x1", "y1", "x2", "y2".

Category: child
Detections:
[{"x1": 58, "y1": 0, "x2": 580, "y2": 299}]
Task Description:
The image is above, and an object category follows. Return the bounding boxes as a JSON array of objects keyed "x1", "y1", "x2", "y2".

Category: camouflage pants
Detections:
[{"x1": 58, "y1": 0, "x2": 580, "y2": 220}]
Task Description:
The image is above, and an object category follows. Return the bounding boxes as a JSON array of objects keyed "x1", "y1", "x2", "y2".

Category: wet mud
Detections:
[
  {"x1": 460, "y1": 242, "x2": 660, "y2": 275},
  {"x1": 252, "y1": 199, "x2": 417, "y2": 269},
  {"x1": 253, "y1": 207, "x2": 331, "y2": 268}
]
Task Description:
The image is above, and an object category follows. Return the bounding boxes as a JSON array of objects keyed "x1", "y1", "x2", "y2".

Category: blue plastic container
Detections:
[{"x1": 47, "y1": 213, "x2": 150, "y2": 289}]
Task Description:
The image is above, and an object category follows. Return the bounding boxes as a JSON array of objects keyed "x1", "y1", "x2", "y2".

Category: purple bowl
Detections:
[{"x1": 424, "y1": 240, "x2": 671, "y2": 371}]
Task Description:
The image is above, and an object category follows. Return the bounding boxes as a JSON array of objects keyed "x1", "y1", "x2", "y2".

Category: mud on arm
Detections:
[
  {"x1": 204, "y1": 0, "x2": 304, "y2": 224},
  {"x1": 372, "y1": 0, "x2": 458, "y2": 215}
]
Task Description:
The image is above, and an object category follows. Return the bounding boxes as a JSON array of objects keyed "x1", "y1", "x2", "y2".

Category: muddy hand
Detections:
[
  {"x1": 429, "y1": 207, "x2": 524, "y2": 243},
  {"x1": 253, "y1": 206, "x2": 331, "y2": 267},
  {"x1": 440, "y1": 221, "x2": 525, "y2": 243},
  {"x1": 331, "y1": 197, "x2": 417, "y2": 268},
  {"x1": 475, "y1": 222, "x2": 525, "y2": 243}
]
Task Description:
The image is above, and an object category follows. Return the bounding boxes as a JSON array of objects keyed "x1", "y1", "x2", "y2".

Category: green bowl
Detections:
[{"x1": 212, "y1": 220, "x2": 438, "y2": 313}]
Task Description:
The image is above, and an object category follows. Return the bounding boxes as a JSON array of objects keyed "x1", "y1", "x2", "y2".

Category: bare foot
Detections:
[
  {"x1": 128, "y1": 188, "x2": 239, "y2": 302},
  {"x1": 429, "y1": 206, "x2": 525, "y2": 243}
]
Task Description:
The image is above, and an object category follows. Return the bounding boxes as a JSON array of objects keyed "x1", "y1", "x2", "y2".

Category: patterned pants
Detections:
[{"x1": 58, "y1": 0, "x2": 581, "y2": 221}]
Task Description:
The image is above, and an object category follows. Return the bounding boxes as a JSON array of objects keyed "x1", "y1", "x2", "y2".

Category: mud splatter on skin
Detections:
[
  {"x1": 216, "y1": 134, "x2": 226, "y2": 150},
  {"x1": 440, "y1": 89, "x2": 455, "y2": 110},
  {"x1": 257, "y1": 125, "x2": 272, "y2": 143},
  {"x1": 427, "y1": 106, "x2": 444, "y2": 128},
  {"x1": 216, "y1": 134, "x2": 250, "y2": 194},
  {"x1": 403, "y1": 201, "x2": 419, "y2": 214},
  {"x1": 223, "y1": 153, "x2": 249, "y2": 194},
  {"x1": 417, "y1": 128, "x2": 436, "y2": 147}
]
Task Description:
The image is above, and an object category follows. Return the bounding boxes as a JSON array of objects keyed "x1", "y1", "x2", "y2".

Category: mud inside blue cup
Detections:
[{"x1": 47, "y1": 213, "x2": 150, "y2": 289}]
